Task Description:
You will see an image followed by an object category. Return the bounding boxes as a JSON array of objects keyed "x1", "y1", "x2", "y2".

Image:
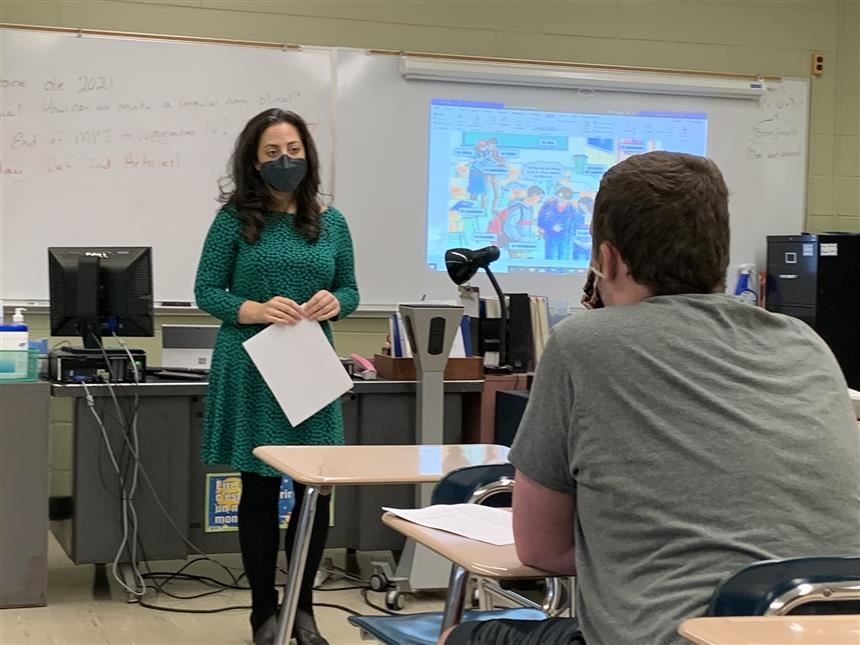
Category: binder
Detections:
[
  {"x1": 390, "y1": 313, "x2": 403, "y2": 357},
  {"x1": 459, "y1": 315, "x2": 473, "y2": 357},
  {"x1": 507, "y1": 293, "x2": 533, "y2": 372}
]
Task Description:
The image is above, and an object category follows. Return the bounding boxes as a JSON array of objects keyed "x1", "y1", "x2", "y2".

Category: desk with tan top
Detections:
[
  {"x1": 382, "y1": 510, "x2": 550, "y2": 631},
  {"x1": 253, "y1": 444, "x2": 510, "y2": 645},
  {"x1": 678, "y1": 615, "x2": 860, "y2": 644}
]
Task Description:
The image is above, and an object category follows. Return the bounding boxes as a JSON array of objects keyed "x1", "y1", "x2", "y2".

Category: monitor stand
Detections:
[{"x1": 393, "y1": 304, "x2": 466, "y2": 594}]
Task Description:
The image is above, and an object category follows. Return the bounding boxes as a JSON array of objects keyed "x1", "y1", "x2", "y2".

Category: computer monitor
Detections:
[{"x1": 48, "y1": 247, "x2": 154, "y2": 349}]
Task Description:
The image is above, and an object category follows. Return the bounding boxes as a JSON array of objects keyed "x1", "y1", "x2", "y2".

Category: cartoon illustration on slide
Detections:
[
  {"x1": 445, "y1": 133, "x2": 660, "y2": 267},
  {"x1": 538, "y1": 186, "x2": 581, "y2": 261},
  {"x1": 428, "y1": 102, "x2": 708, "y2": 274},
  {"x1": 572, "y1": 195, "x2": 594, "y2": 261},
  {"x1": 467, "y1": 137, "x2": 508, "y2": 216}
]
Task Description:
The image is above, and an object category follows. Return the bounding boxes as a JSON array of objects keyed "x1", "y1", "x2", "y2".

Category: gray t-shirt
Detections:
[{"x1": 509, "y1": 293, "x2": 859, "y2": 645}]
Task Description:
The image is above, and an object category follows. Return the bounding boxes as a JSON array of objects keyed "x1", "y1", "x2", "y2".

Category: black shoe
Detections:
[
  {"x1": 293, "y1": 609, "x2": 329, "y2": 645},
  {"x1": 252, "y1": 613, "x2": 278, "y2": 645}
]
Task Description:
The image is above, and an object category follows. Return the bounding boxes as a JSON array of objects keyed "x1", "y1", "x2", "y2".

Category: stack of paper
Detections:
[{"x1": 383, "y1": 504, "x2": 514, "y2": 546}]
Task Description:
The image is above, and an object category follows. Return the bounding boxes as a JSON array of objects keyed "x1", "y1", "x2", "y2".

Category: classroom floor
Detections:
[{"x1": 0, "y1": 533, "x2": 446, "y2": 645}]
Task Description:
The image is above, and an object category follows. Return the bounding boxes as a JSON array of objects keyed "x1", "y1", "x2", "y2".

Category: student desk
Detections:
[
  {"x1": 678, "y1": 615, "x2": 860, "y2": 644},
  {"x1": 253, "y1": 444, "x2": 510, "y2": 645},
  {"x1": 381, "y1": 510, "x2": 549, "y2": 631}
]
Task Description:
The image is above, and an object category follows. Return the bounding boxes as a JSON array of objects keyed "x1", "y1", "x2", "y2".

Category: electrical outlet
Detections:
[{"x1": 811, "y1": 52, "x2": 825, "y2": 76}]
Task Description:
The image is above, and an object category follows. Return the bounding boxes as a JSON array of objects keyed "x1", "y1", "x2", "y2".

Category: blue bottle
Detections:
[{"x1": 734, "y1": 264, "x2": 758, "y2": 305}]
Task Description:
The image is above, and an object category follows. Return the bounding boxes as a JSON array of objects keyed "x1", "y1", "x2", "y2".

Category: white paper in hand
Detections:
[{"x1": 243, "y1": 319, "x2": 353, "y2": 426}]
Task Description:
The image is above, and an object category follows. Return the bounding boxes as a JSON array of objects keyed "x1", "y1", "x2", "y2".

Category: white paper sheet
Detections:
[
  {"x1": 382, "y1": 504, "x2": 514, "y2": 546},
  {"x1": 243, "y1": 319, "x2": 354, "y2": 426}
]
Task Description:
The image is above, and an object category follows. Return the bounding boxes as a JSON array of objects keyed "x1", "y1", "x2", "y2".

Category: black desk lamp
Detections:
[{"x1": 445, "y1": 246, "x2": 509, "y2": 370}]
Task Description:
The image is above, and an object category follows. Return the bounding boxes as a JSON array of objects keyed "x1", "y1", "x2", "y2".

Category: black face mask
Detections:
[{"x1": 260, "y1": 155, "x2": 307, "y2": 194}]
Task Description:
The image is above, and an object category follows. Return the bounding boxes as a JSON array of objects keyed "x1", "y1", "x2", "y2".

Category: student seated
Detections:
[{"x1": 442, "y1": 151, "x2": 860, "y2": 645}]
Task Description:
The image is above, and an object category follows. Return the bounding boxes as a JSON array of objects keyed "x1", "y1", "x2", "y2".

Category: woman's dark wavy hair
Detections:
[{"x1": 219, "y1": 109, "x2": 322, "y2": 243}]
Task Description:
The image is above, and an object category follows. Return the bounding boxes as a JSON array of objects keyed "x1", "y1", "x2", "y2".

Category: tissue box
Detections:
[{"x1": 0, "y1": 349, "x2": 39, "y2": 382}]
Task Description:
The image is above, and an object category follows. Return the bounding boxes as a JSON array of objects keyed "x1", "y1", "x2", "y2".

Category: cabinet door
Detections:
[{"x1": 766, "y1": 241, "x2": 818, "y2": 307}]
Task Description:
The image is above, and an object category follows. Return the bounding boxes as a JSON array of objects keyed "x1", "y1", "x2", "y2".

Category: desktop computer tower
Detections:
[{"x1": 766, "y1": 234, "x2": 860, "y2": 389}]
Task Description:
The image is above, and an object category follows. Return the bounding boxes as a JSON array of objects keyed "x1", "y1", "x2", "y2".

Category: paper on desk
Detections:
[
  {"x1": 382, "y1": 504, "x2": 514, "y2": 546},
  {"x1": 243, "y1": 319, "x2": 353, "y2": 426}
]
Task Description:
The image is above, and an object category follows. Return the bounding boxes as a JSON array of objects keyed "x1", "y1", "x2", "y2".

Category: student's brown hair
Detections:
[{"x1": 591, "y1": 151, "x2": 730, "y2": 295}]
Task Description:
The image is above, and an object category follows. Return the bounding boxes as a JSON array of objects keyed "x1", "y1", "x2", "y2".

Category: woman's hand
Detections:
[
  {"x1": 239, "y1": 296, "x2": 304, "y2": 325},
  {"x1": 303, "y1": 290, "x2": 341, "y2": 321}
]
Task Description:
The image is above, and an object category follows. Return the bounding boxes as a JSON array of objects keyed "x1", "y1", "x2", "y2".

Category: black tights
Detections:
[{"x1": 238, "y1": 471, "x2": 330, "y2": 633}]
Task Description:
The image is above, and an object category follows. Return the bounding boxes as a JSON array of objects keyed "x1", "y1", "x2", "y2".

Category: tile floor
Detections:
[{"x1": 0, "y1": 533, "x2": 446, "y2": 645}]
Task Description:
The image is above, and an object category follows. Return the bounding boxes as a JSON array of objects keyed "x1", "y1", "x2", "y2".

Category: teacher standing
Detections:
[{"x1": 194, "y1": 108, "x2": 359, "y2": 645}]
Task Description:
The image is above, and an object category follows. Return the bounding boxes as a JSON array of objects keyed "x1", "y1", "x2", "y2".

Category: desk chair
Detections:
[
  {"x1": 706, "y1": 555, "x2": 860, "y2": 617},
  {"x1": 349, "y1": 464, "x2": 560, "y2": 645}
]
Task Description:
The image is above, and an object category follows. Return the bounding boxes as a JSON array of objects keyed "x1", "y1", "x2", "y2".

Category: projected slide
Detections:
[{"x1": 426, "y1": 100, "x2": 708, "y2": 274}]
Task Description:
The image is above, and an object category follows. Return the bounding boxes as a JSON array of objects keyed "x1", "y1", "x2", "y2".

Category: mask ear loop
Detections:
[{"x1": 581, "y1": 263, "x2": 606, "y2": 309}]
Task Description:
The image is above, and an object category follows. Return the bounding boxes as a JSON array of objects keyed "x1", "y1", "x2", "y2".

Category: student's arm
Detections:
[
  {"x1": 508, "y1": 332, "x2": 578, "y2": 573},
  {"x1": 513, "y1": 470, "x2": 577, "y2": 575}
]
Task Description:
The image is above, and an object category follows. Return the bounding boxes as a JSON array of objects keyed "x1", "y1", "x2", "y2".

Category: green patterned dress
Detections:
[{"x1": 194, "y1": 206, "x2": 359, "y2": 476}]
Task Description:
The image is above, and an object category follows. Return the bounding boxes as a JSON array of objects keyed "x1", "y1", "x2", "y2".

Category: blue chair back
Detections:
[
  {"x1": 349, "y1": 608, "x2": 546, "y2": 645},
  {"x1": 347, "y1": 462, "x2": 539, "y2": 645},
  {"x1": 430, "y1": 463, "x2": 515, "y2": 507},
  {"x1": 707, "y1": 555, "x2": 860, "y2": 616}
]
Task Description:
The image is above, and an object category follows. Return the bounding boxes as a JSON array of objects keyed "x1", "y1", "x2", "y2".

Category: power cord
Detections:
[
  {"x1": 86, "y1": 332, "x2": 220, "y2": 598},
  {"x1": 98, "y1": 333, "x2": 146, "y2": 596},
  {"x1": 84, "y1": 333, "x2": 401, "y2": 618},
  {"x1": 313, "y1": 565, "x2": 367, "y2": 592},
  {"x1": 135, "y1": 549, "x2": 392, "y2": 617},
  {"x1": 90, "y1": 334, "x2": 226, "y2": 559},
  {"x1": 81, "y1": 379, "x2": 146, "y2": 597},
  {"x1": 361, "y1": 589, "x2": 400, "y2": 616},
  {"x1": 137, "y1": 558, "x2": 368, "y2": 617},
  {"x1": 138, "y1": 597, "x2": 253, "y2": 614},
  {"x1": 313, "y1": 603, "x2": 362, "y2": 617}
]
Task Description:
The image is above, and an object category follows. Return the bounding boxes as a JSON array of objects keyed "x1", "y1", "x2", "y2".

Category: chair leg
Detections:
[
  {"x1": 440, "y1": 564, "x2": 470, "y2": 633},
  {"x1": 475, "y1": 577, "x2": 493, "y2": 611},
  {"x1": 275, "y1": 485, "x2": 324, "y2": 645},
  {"x1": 480, "y1": 580, "x2": 541, "y2": 612},
  {"x1": 568, "y1": 577, "x2": 576, "y2": 618},
  {"x1": 543, "y1": 577, "x2": 564, "y2": 617}
]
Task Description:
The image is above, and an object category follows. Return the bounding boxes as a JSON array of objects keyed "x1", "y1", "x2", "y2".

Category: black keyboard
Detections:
[{"x1": 148, "y1": 370, "x2": 208, "y2": 381}]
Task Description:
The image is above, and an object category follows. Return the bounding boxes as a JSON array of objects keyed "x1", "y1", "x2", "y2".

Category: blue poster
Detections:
[
  {"x1": 277, "y1": 476, "x2": 295, "y2": 529},
  {"x1": 205, "y1": 472, "x2": 294, "y2": 532}
]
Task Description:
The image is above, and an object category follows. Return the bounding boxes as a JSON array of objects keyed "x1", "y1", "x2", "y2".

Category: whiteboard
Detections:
[
  {"x1": 0, "y1": 29, "x2": 333, "y2": 302},
  {"x1": 335, "y1": 50, "x2": 809, "y2": 308},
  {"x1": 1, "y1": 31, "x2": 809, "y2": 308}
]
